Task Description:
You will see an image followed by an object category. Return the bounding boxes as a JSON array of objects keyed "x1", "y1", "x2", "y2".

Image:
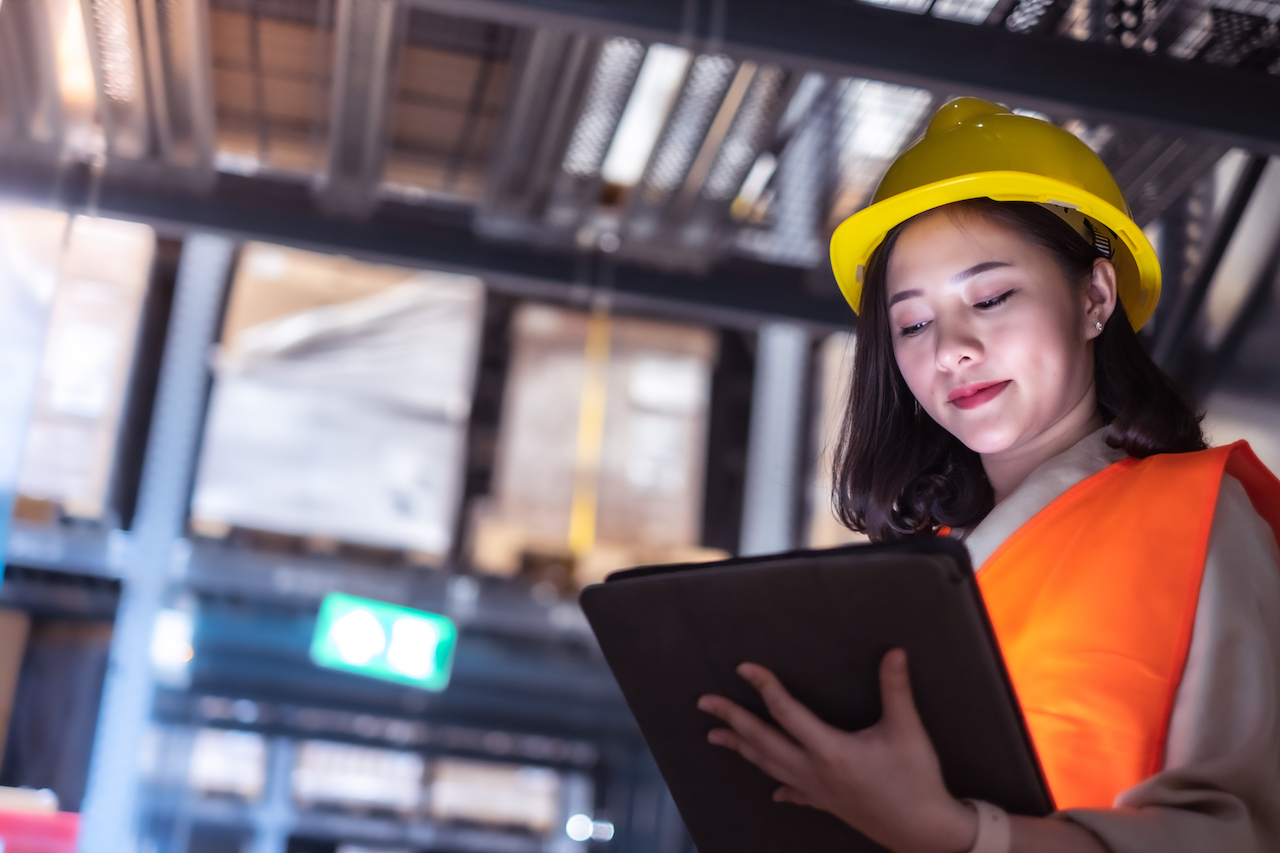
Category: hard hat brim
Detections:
[{"x1": 830, "y1": 171, "x2": 1162, "y2": 330}]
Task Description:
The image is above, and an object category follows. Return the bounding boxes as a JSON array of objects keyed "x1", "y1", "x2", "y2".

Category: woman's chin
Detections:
[{"x1": 947, "y1": 423, "x2": 1024, "y2": 456}]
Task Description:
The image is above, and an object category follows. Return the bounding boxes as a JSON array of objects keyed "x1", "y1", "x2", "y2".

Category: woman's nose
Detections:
[{"x1": 934, "y1": 321, "x2": 983, "y2": 370}]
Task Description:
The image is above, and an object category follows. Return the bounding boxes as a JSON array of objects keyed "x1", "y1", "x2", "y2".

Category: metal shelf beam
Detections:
[
  {"x1": 414, "y1": 0, "x2": 1280, "y2": 154},
  {"x1": 0, "y1": 166, "x2": 852, "y2": 329}
]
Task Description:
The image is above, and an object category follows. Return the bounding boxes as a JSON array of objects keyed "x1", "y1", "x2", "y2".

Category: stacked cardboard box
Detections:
[
  {"x1": 807, "y1": 332, "x2": 869, "y2": 549},
  {"x1": 187, "y1": 728, "x2": 266, "y2": 800},
  {"x1": 190, "y1": 243, "x2": 485, "y2": 563},
  {"x1": 16, "y1": 216, "x2": 155, "y2": 521},
  {"x1": 426, "y1": 757, "x2": 560, "y2": 832},
  {"x1": 0, "y1": 205, "x2": 69, "y2": 532},
  {"x1": 293, "y1": 740, "x2": 424, "y2": 814},
  {"x1": 472, "y1": 304, "x2": 724, "y2": 586}
]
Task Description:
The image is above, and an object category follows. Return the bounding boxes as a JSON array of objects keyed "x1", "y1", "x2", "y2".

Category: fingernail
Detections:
[
  {"x1": 707, "y1": 730, "x2": 725, "y2": 746},
  {"x1": 697, "y1": 696, "x2": 713, "y2": 711}
]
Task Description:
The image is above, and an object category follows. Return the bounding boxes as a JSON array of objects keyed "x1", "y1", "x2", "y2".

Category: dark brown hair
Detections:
[{"x1": 833, "y1": 199, "x2": 1205, "y2": 541}]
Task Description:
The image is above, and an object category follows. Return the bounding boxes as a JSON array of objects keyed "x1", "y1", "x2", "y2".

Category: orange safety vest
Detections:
[{"x1": 977, "y1": 441, "x2": 1280, "y2": 810}]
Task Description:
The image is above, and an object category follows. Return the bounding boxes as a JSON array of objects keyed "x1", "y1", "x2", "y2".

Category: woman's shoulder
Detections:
[{"x1": 1210, "y1": 471, "x2": 1280, "y2": 576}]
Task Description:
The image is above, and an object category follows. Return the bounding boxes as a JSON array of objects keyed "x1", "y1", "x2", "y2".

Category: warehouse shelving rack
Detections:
[{"x1": 2, "y1": 0, "x2": 1279, "y2": 850}]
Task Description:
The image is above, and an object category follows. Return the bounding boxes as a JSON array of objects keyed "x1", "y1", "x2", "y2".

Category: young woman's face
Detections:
[{"x1": 885, "y1": 210, "x2": 1099, "y2": 456}]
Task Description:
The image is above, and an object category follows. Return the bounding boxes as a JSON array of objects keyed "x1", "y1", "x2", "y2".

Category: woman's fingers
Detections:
[
  {"x1": 698, "y1": 695, "x2": 808, "y2": 783},
  {"x1": 706, "y1": 721, "x2": 802, "y2": 786},
  {"x1": 736, "y1": 663, "x2": 832, "y2": 748},
  {"x1": 878, "y1": 649, "x2": 925, "y2": 734},
  {"x1": 771, "y1": 786, "x2": 816, "y2": 808}
]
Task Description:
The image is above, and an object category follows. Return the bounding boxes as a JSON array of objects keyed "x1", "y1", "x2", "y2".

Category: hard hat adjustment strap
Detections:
[
  {"x1": 1084, "y1": 218, "x2": 1116, "y2": 260},
  {"x1": 1039, "y1": 203, "x2": 1116, "y2": 260}
]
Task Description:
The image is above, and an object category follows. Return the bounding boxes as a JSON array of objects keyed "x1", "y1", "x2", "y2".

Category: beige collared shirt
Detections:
[{"x1": 964, "y1": 428, "x2": 1280, "y2": 852}]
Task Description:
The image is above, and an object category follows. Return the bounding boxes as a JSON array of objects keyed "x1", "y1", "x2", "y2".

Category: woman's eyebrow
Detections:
[
  {"x1": 950, "y1": 261, "x2": 1011, "y2": 284},
  {"x1": 887, "y1": 288, "x2": 924, "y2": 307}
]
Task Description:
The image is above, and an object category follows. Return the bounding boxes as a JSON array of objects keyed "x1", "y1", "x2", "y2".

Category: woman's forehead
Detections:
[{"x1": 887, "y1": 211, "x2": 1035, "y2": 293}]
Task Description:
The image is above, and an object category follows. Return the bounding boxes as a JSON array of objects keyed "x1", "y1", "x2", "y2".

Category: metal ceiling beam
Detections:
[
  {"x1": 0, "y1": 164, "x2": 852, "y2": 329},
  {"x1": 137, "y1": 0, "x2": 217, "y2": 174},
  {"x1": 0, "y1": 0, "x2": 64, "y2": 153},
  {"x1": 81, "y1": 0, "x2": 152, "y2": 160},
  {"x1": 411, "y1": 0, "x2": 1280, "y2": 154},
  {"x1": 479, "y1": 29, "x2": 601, "y2": 230},
  {"x1": 318, "y1": 0, "x2": 405, "y2": 216}
]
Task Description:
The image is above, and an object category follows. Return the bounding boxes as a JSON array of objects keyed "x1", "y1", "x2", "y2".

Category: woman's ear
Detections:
[{"x1": 1084, "y1": 259, "x2": 1119, "y2": 339}]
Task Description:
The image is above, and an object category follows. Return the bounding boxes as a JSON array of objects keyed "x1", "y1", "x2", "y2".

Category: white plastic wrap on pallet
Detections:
[
  {"x1": 427, "y1": 757, "x2": 560, "y2": 832},
  {"x1": 807, "y1": 332, "x2": 869, "y2": 548},
  {"x1": 292, "y1": 739, "x2": 424, "y2": 812},
  {"x1": 188, "y1": 728, "x2": 267, "y2": 799},
  {"x1": 17, "y1": 216, "x2": 155, "y2": 520},
  {"x1": 0, "y1": 206, "x2": 68, "y2": 566},
  {"x1": 476, "y1": 303, "x2": 718, "y2": 582},
  {"x1": 191, "y1": 244, "x2": 484, "y2": 559}
]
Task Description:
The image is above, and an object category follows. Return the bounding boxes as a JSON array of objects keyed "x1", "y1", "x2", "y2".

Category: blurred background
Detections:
[{"x1": 0, "y1": 0, "x2": 1277, "y2": 851}]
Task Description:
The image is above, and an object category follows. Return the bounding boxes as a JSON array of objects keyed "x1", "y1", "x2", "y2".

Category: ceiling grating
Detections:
[
  {"x1": 0, "y1": 0, "x2": 1268, "y2": 280},
  {"x1": 560, "y1": 37, "x2": 645, "y2": 181}
]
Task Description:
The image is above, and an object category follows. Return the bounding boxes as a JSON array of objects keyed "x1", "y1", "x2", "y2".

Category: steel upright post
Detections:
[
  {"x1": 739, "y1": 322, "x2": 810, "y2": 556},
  {"x1": 78, "y1": 234, "x2": 235, "y2": 853}
]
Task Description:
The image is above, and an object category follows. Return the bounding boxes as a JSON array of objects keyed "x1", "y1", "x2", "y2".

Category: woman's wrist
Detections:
[{"x1": 927, "y1": 796, "x2": 980, "y2": 853}]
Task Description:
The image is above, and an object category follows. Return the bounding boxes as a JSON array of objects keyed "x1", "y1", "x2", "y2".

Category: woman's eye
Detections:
[
  {"x1": 975, "y1": 290, "x2": 1015, "y2": 309},
  {"x1": 898, "y1": 321, "x2": 929, "y2": 338}
]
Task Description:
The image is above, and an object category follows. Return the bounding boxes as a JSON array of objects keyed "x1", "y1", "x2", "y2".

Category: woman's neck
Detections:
[{"x1": 980, "y1": 386, "x2": 1103, "y2": 505}]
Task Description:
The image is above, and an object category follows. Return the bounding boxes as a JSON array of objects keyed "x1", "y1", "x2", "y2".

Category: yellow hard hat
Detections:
[{"x1": 829, "y1": 98, "x2": 1161, "y2": 329}]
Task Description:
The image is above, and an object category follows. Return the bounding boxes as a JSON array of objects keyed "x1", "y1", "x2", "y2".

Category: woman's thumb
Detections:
[{"x1": 878, "y1": 648, "x2": 922, "y2": 728}]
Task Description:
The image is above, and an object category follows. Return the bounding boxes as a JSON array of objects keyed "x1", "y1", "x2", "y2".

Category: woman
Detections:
[{"x1": 696, "y1": 98, "x2": 1280, "y2": 853}]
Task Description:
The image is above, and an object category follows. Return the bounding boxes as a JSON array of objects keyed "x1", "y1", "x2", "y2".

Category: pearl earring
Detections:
[{"x1": 1095, "y1": 321, "x2": 1103, "y2": 332}]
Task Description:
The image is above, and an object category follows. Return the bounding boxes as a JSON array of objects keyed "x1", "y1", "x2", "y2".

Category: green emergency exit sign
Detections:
[{"x1": 310, "y1": 593, "x2": 457, "y2": 691}]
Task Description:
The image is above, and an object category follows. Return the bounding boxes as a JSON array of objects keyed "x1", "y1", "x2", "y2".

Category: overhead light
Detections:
[
  {"x1": 565, "y1": 814, "x2": 616, "y2": 842},
  {"x1": 731, "y1": 152, "x2": 777, "y2": 220},
  {"x1": 931, "y1": 0, "x2": 1002, "y2": 23},
  {"x1": 827, "y1": 80, "x2": 930, "y2": 225},
  {"x1": 310, "y1": 593, "x2": 458, "y2": 691},
  {"x1": 599, "y1": 43, "x2": 691, "y2": 187},
  {"x1": 858, "y1": 0, "x2": 933, "y2": 12},
  {"x1": 565, "y1": 813, "x2": 594, "y2": 842},
  {"x1": 151, "y1": 607, "x2": 195, "y2": 687},
  {"x1": 56, "y1": 0, "x2": 96, "y2": 113},
  {"x1": 838, "y1": 79, "x2": 931, "y2": 161}
]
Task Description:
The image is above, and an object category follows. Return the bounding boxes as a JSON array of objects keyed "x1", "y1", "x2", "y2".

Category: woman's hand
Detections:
[{"x1": 697, "y1": 649, "x2": 976, "y2": 853}]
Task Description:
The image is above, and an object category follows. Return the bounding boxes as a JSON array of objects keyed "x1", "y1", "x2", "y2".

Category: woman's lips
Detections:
[{"x1": 947, "y1": 380, "x2": 1011, "y2": 410}]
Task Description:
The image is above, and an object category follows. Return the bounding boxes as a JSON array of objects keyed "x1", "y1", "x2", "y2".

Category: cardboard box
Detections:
[
  {"x1": 0, "y1": 609, "x2": 32, "y2": 771},
  {"x1": 475, "y1": 304, "x2": 723, "y2": 585},
  {"x1": 0, "y1": 206, "x2": 70, "y2": 530},
  {"x1": 807, "y1": 332, "x2": 869, "y2": 549},
  {"x1": 191, "y1": 243, "x2": 485, "y2": 561},
  {"x1": 17, "y1": 215, "x2": 155, "y2": 520}
]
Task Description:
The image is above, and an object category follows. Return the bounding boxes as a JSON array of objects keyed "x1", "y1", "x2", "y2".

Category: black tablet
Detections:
[{"x1": 579, "y1": 538, "x2": 1052, "y2": 853}]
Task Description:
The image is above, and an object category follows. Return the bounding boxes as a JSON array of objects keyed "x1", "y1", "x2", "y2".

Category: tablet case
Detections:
[{"x1": 580, "y1": 538, "x2": 1052, "y2": 853}]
